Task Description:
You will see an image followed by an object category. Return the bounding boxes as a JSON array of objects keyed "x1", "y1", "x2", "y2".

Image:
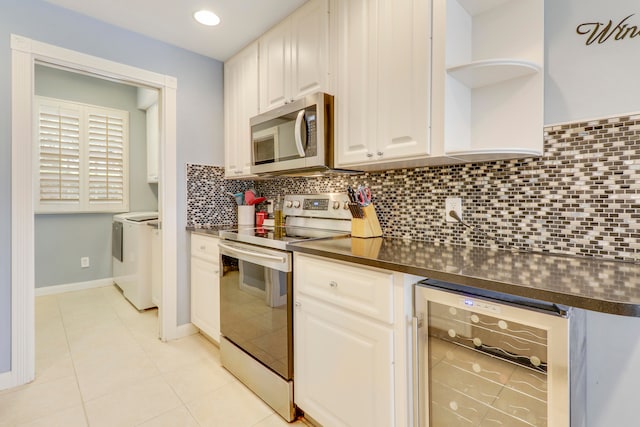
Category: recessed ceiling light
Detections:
[{"x1": 194, "y1": 10, "x2": 221, "y2": 26}]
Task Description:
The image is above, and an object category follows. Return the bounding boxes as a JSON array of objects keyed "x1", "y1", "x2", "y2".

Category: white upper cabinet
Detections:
[
  {"x1": 259, "y1": 0, "x2": 331, "y2": 112},
  {"x1": 334, "y1": 0, "x2": 439, "y2": 170},
  {"x1": 332, "y1": 0, "x2": 376, "y2": 166},
  {"x1": 137, "y1": 87, "x2": 159, "y2": 183},
  {"x1": 431, "y1": 0, "x2": 544, "y2": 161},
  {"x1": 377, "y1": 0, "x2": 432, "y2": 163},
  {"x1": 224, "y1": 42, "x2": 259, "y2": 178}
]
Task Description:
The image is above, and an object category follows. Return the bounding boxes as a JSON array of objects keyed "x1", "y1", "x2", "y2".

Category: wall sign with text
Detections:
[{"x1": 576, "y1": 14, "x2": 640, "y2": 45}]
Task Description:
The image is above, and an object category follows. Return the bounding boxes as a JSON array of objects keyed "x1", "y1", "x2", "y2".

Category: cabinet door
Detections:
[
  {"x1": 146, "y1": 102, "x2": 159, "y2": 183},
  {"x1": 290, "y1": 0, "x2": 331, "y2": 100},
  {"x1": 224, "y1": 43, "x2": 258, "y2": 178},
  {"x1": 191, "y1": 257, "x2": 220, "y2": 342},
  {"x1": 294, "y1": 296, "x2": 394, "y2": 427},
  {"x1": 376, "y1": 0, "x2": 430, "y2": 161},
  {"x1": 150, "y1": 228, "x2": 161, "y2": 307},
  {"x1": 259, "y1": 21, "x2": 291, "y2": 112},
  {"x1": 334, "y1": 0, "x2": 378, "y2": 166}
]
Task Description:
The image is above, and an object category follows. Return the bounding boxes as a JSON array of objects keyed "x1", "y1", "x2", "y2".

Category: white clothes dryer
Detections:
[{"x1": 112, "y1": 211, "x2": 158, "y2": 310}]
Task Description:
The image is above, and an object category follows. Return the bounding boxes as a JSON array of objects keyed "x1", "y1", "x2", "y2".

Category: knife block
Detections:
[{"x1": 351, "y1": 204, "x2": 382, "y2": 238}]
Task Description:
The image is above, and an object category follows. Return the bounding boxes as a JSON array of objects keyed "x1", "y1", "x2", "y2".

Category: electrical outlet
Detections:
[
  {"x1": 81, "y1": 257, "x2": 90, "y2": 268},
  {"x1": 445, "y1": 197, "x2": 462, "y2": 223}
]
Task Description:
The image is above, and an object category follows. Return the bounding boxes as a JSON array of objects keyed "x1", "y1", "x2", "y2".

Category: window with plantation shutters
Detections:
[{"x1": 35, "y1": 97, "x2": 129, "y2": 213}]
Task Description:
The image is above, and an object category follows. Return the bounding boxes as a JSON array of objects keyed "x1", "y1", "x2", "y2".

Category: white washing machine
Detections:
[{"x1": 112, "y1": 211, "x2": 158, "y2": 310}]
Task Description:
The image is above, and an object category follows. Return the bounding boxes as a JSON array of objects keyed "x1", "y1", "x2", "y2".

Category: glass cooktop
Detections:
[{"x1": 219, "y1": 226, "x2": 350, "y2": 251}]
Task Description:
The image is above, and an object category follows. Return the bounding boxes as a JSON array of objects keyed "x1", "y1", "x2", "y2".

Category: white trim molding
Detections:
[
  {"x1": 11, "y1": 35, "x2": 36, "y2": 389},
  {"x1": 9, "y1": 33, "x2": 179, "y2": 390},
  {"x1": 34, "y1": 278, "x2": 114, "y2": 297},
  {"x1": 175, "y1": 323, "x2": 199, "y2": 340}
]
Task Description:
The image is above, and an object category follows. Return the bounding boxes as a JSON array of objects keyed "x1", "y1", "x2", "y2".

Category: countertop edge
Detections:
[
  {"x1": 186, "y1": 225, "x2": 236, "y2": 237},
  {"x1": 289, "y1": 243, "x2": 640, "y2": 318}
]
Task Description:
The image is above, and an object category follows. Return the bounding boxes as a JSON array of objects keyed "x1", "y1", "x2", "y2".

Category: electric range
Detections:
[
  {"x1": 217, "y1": 193, "x2": 352, "y2": 421},
  {"x1": 219, "y1": 193, "x2": 353, "y2": 250}
]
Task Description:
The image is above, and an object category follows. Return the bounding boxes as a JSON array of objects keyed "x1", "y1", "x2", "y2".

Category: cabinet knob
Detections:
[
  {"x1": 329, "y1": 281, "x2": 338, "y2": 288},
  {"x1": 295, "y1": 301, "x2": 301, "y2": 307},
  {"x1": 377, "y1": 151, "x2": 384, "y2": 156},
  {"x1": 366, "y1": 153, "x2": 374, "y2": 158}
]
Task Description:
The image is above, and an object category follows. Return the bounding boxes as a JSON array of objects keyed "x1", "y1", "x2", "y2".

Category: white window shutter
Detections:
[
  {"x1": 87, "y1": 108, "x2": 128, "y2": 206},
  {"x1": 37, "y1": 102, "x2": 81, "y2": 206}
]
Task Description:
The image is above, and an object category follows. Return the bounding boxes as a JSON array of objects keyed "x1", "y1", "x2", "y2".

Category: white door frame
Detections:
[{"x1": 6, "y1": 34, "x2": 180, "y2": 389}]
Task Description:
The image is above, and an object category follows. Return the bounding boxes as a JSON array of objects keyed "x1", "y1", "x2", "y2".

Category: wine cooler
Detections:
[{"x1": 413, "y1": 279, "x2": 586, "y2": 427}]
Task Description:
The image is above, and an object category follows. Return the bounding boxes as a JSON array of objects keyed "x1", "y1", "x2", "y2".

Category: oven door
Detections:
[{"x1": 219, "y1": 240, "x2": 293, "y2": 380}]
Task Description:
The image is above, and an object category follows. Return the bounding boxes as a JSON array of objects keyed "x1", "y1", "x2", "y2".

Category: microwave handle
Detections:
[{"x1": 294, "y1": 110, "x2": 306, "y2": 158}]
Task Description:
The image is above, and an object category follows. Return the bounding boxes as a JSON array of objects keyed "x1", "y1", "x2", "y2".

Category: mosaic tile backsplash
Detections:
[
  {"x1": 187, "y1": 113, "x2": 640, "y2": 262},
  {"x1": 186, "y1": 165, "x2": 254, "y2": 226}
]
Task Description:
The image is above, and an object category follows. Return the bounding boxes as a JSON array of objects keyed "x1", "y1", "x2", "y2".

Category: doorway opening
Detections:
[{"x1": 10, "y1": 34, "x2": 179, "y2": 388}]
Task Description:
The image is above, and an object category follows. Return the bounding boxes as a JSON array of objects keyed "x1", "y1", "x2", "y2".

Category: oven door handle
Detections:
[{"x1": 218, "y1": 242, "x2": 287, "y2": 263}]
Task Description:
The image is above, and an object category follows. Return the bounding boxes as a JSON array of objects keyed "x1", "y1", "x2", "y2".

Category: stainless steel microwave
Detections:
[{"x1": 249, "y1": 92, "x2": 336, "y2": 176}]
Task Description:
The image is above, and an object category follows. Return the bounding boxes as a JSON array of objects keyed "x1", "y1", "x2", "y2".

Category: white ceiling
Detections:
[{"x1": 43, "y1": 0, "x2": 308, "y2": 61}]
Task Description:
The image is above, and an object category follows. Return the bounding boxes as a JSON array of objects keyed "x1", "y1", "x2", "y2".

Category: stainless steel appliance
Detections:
[
  {"x1": 414, "y1": 279, "x2": 586, "y2": 427},
  {"x1": 218, "y1": 193, "x2": 352, "y2": 421},
  {"x1": 250, "y1": 92, "x2": 347, "y2": 176}
]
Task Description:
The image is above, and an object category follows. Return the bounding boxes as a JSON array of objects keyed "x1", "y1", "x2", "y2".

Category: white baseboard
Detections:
[
  {"x1": 35, "y1": 278, "x2": 114, "y2": 297},
  {"x1": 173, "y1": 322, "x2": 199, "y2": 340},
  {"x1": 0, "y1": 370, "x2": 15, "y2": 391}
]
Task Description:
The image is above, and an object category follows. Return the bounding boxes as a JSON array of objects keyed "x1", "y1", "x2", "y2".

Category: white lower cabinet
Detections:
[
  {"x1": 294, "y1": 253, "x2": 415, "y2": 427},
  {"x1": 190, "y1": 233, "x2": 220, "y2": 342},
  {"x1": 295, "y1": 295, "x2": 394, "y2": 427}
]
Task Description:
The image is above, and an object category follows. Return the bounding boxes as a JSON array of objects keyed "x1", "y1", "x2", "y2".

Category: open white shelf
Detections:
[
  {"x1": 456, "y1": 0, "x2": 512, "y2": 16},
  {"x1": 430, "y1": 0, "x2": 544, "y2": 164},
  {"x1": 447, "y1": 59, "x2": 541, "y2": 88},
  {"x1": 445, "y1": 148, "x2": 543, "y2": 161}
]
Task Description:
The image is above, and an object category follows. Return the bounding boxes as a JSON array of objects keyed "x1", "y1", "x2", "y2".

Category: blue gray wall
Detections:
[
  {"x1": 544, "y1": 0, "x2": 640, "y2": 123},
  {"x1": 0, "y1": 0, "x2": 224, "y2": 373},
  {"x1": 34, "y1": 65, "x2": 158, "y2": 288}
]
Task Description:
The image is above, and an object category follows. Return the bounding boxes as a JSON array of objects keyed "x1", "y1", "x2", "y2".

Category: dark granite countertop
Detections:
[
  {"x1": 288, "y1": 237, "x2": 640, "y2": 317},
  {"x1": 187, "y1": 224, "x2": 236, "y2": 237}
]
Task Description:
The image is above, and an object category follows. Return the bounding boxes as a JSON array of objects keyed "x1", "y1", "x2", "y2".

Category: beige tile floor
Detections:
[{"x1": 0, "y1": 285, "x2": 308, "y2": 427}]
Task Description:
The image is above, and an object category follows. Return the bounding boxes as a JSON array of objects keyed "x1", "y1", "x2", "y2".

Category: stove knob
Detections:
[
  {"x1": 292, "y1": 200, "x2": 301, "y2": 208},
  {"x1": 285, "y1": 201, "x2": 293, "y2": 208},
  {"x1": 343, "y1": 201, "x2": 350, "y2": 210},
  {"x1": 332, "y1": 201, "x2": 340, "y2": 210}
]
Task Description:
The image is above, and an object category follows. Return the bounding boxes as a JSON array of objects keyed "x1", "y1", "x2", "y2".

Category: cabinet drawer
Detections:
[
  {"x1": 295, "y1": 255, "x2": 393, "y2": 323},
  {"x1": 191, "y1": 233, "x2": 220, "y2": 261}
]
